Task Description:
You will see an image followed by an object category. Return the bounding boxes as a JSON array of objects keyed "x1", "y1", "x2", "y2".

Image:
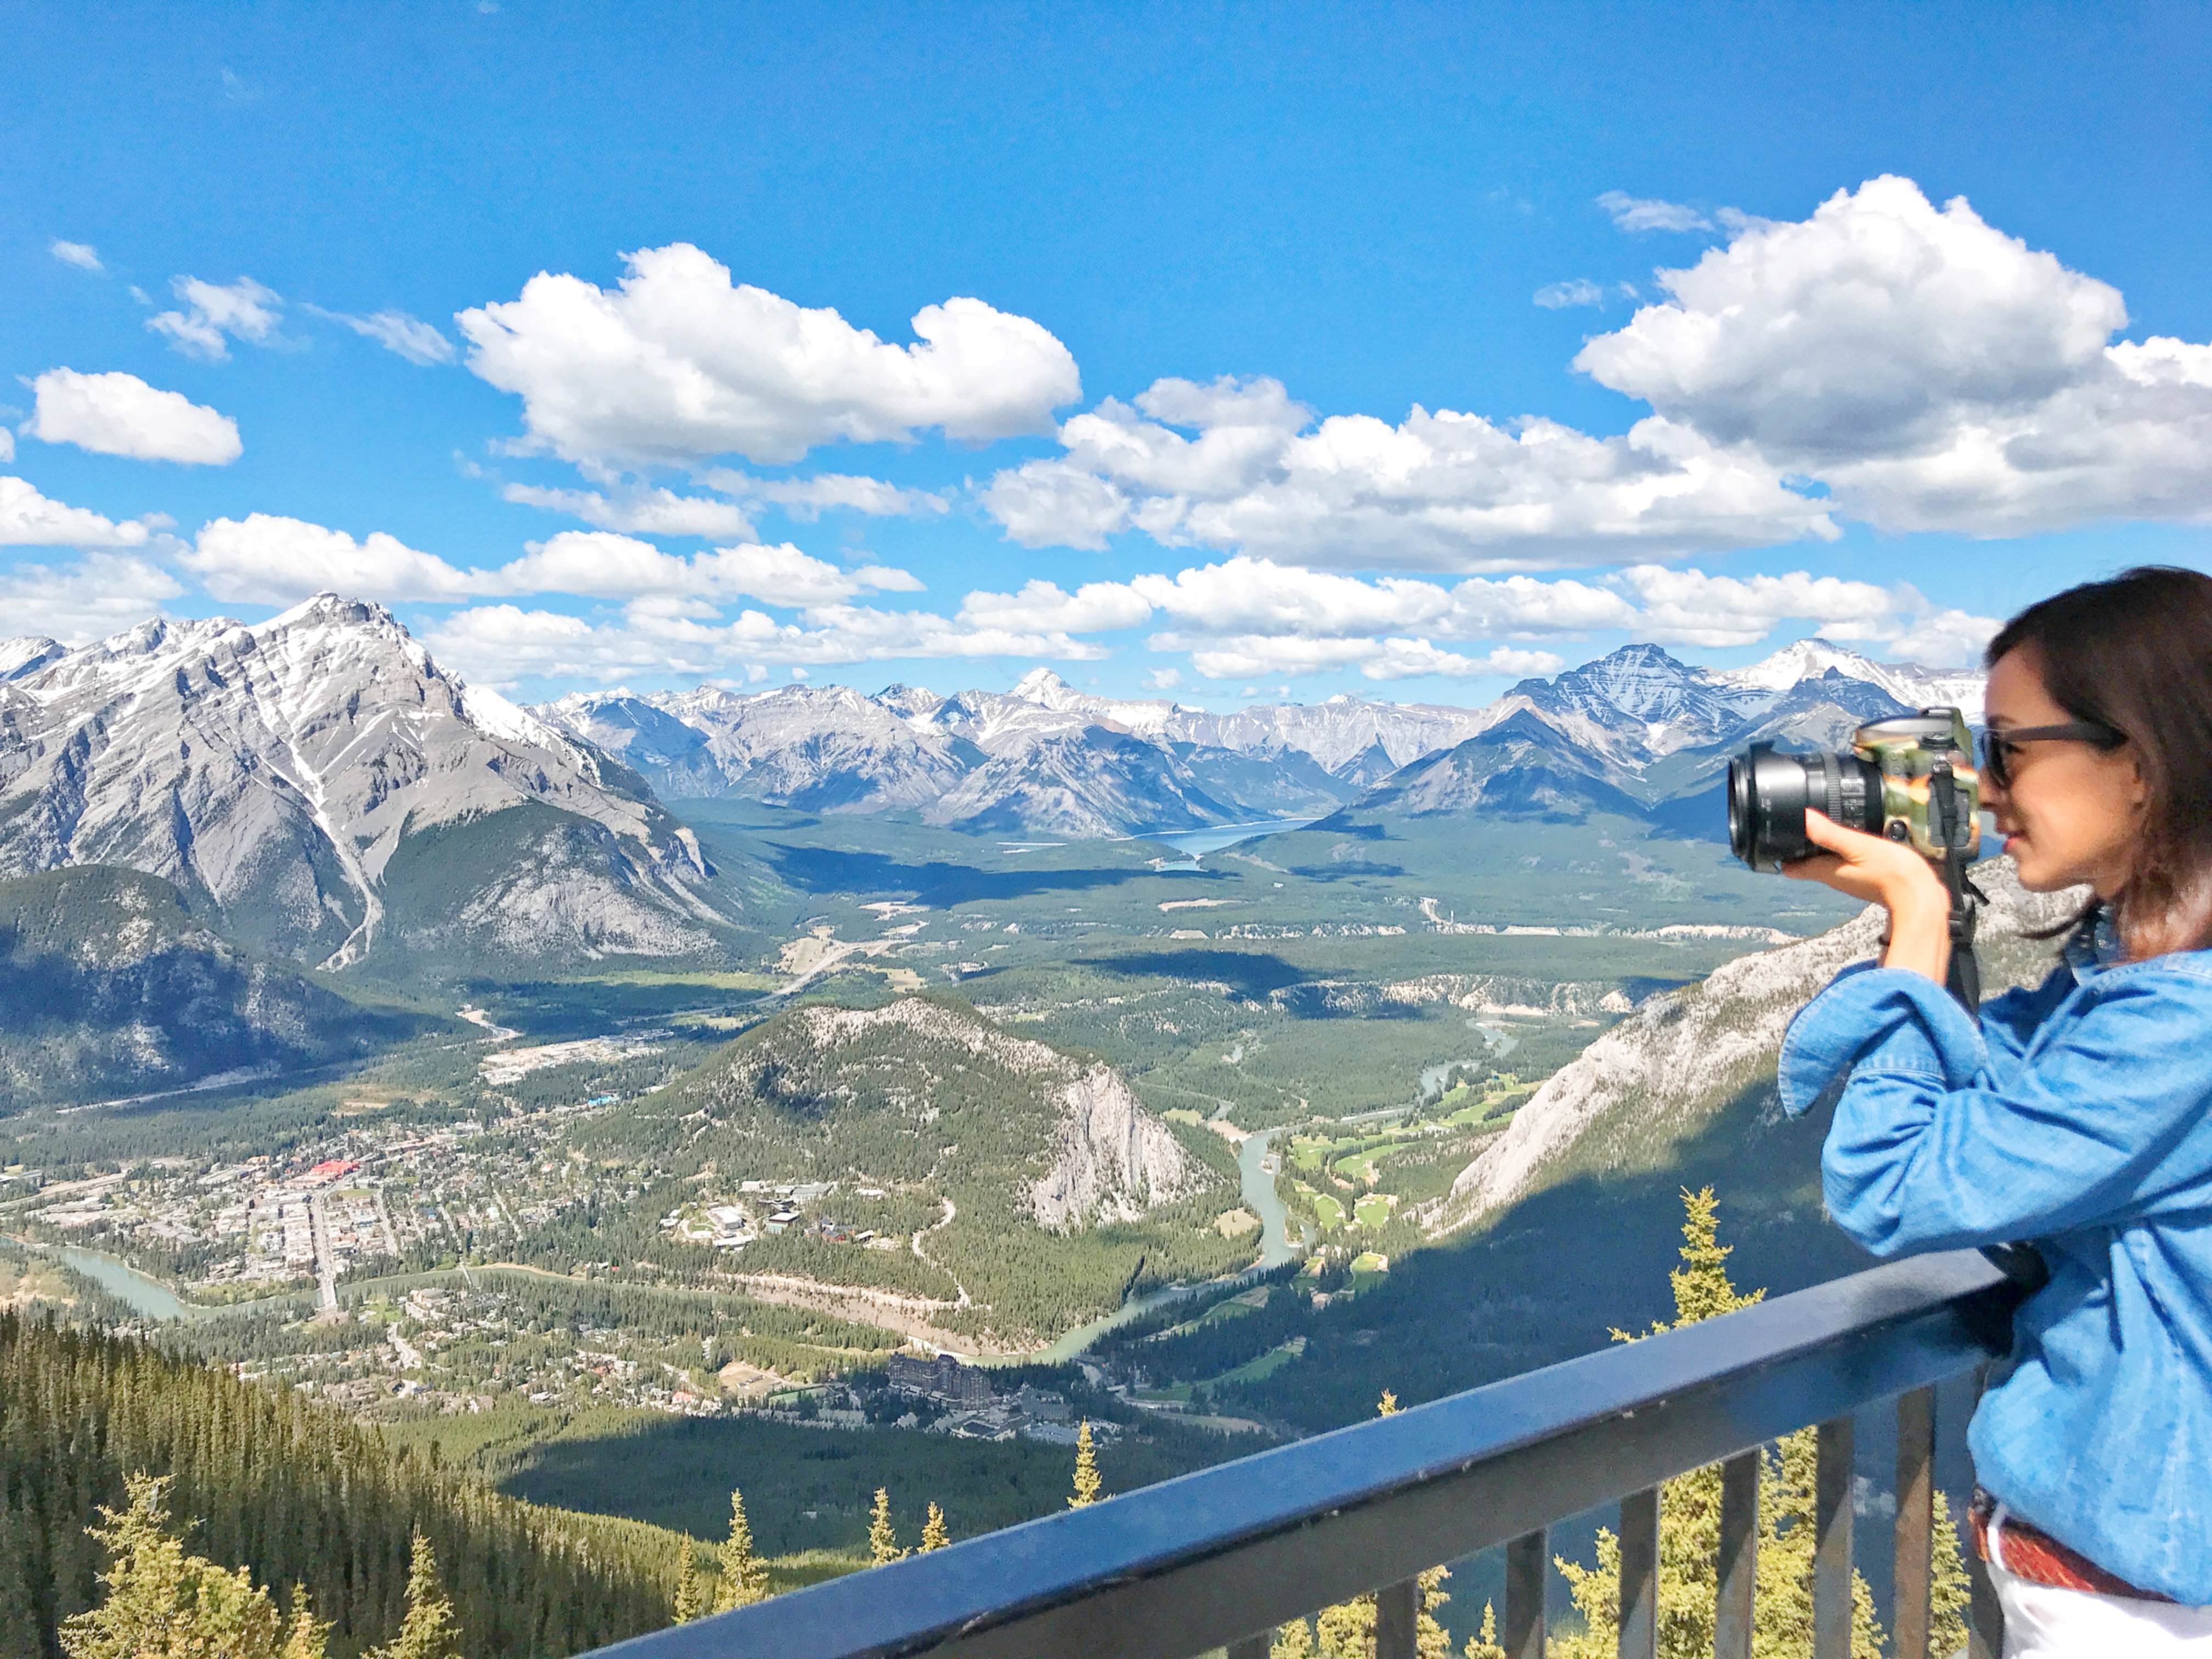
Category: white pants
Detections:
[{"x1": 1989, "y1": 1514, "x2": 2212, "y2": 1655}]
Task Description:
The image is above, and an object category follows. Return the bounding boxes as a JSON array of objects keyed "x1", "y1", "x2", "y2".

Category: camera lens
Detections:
[{"x1": 1726, "y1": 744, "x2": 1883, "y2": 868}]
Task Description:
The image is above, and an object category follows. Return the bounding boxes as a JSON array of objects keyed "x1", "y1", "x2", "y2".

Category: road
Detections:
[{"x1": 306, "y1": 1192, "x2": 339, "y2": 1315}]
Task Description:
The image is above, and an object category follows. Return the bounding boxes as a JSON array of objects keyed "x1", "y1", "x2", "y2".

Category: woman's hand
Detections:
[{"x1": 1782, "y1": 809, "x2": 1954, "y2": 984}]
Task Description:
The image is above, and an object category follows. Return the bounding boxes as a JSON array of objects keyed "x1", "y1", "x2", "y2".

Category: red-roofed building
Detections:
[{"x1": 304, "y1": 1159, "x2": 359, "y2": 1186}]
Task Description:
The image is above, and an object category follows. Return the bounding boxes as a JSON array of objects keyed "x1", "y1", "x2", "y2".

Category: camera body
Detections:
[{"x1": 1727, "y1": 707, "x2": 1980, "y2": 870}]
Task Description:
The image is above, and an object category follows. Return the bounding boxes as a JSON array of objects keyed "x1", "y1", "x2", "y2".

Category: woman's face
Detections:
[{"x1": 1983, "y1": 644, "x2": 2145, "y2": 896}]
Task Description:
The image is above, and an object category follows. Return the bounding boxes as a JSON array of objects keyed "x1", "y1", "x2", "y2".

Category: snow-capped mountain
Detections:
[
  {"x1": 535, "y1": 643, "x2": 1984, "y2": 839},
  {"x1": 0, "y1": 637, "x2": 64, "y2": 682},
  {"x1": 1715, "y1": 637, "x2": 1986, "y2": 721},
  {"x1": 0, "y1": 596, "x2": 730, "y2": 970}
]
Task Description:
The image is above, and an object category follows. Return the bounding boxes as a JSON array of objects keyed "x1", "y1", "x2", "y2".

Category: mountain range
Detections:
[
  {"x1": 540, "y1": 640, "x2": 1982, "y2": 838},
  {"x1": 0, "y1": 595, "x2": 1984, "y2": 973}
]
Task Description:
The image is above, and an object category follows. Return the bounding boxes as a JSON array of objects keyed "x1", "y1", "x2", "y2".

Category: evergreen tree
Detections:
[
  {"x1": 1269, "y1": 1615, "x2": 1316, "y2": 1659},
  {"x1": 868, "y1": 1489, "x2": 903, "y2": 1566},
  {"x1": 1463, "y1": 1601, "x2": 1504, "y2": 1659},
  {"x1": 671, "y1": 1547, "x2": 703, "y2": 1625},
  {"x1": 0, "y1": 1502, "x2": 41, "y2": 1659},
  {"x1": 1548, "y1": 1189, "x2": 1965, "y2": 1659},
  {"x1": 919, "y1": 1504, "x2": 951, "y2": 1553},
  {"x1": 714, "y1": 1489, "x2": 769, "y2": 1611},
  {"x1": 367, "y1": 1534, "x2": 462, "y2": 1659},
  {"x1": 1068, "y1": 1422, "x2": 1102, "y2": 1509},
  {"x1": 60, "y1": 1473, "x2": 327, "y2": 1659}
]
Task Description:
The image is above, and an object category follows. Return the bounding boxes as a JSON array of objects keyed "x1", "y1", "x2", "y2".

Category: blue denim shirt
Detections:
[{"x1": 1780, "y1": 924, "x2": 2212, "y2": 1604}]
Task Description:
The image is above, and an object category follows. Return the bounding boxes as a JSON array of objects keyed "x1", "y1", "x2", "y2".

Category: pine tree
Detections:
[
  {"x1": 671, "y1": 1546, "x2": 704, "y2": 1624},
  {"x1": 1270, "y1": 1614, "x2": 1316, "y2": 1659},
  {"x1": 919, "y1": 1504, "x2": 951, "y2": 1553},
  {"x1": 1068, "y1": 1422, "x2": 1102, "y2": 1509},
  {"x1": 1547, "y1": 1189, "x2": 1963, "y2": 1659},
  {"x1": 868, "y1": 1489, "x2": 903, "y2": 1566},
  {"x1": 59, "y1": 1473, "x2": 325, "y2": 1659},
  {"x1": 368, "y1": 1533, "x2": 463, "y2": 1659},
  {"x1": 714, "y1": 1489, "x2": 770, "y2": 1611},
  {"x1": 0, "y1": 1503, "x2": 41, "y2": 1659},
  {"x1": 1463, "y1": 1601, "x2": 1505, "y2": 1659},
  {"x1": 1377, "y1": 1390, "x2": 1400, "y2": 1415}
]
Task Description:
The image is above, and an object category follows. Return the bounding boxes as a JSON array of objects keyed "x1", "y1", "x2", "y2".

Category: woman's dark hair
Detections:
[{"x1": 1986, "y1": 565, "x2": 2212, "y2": 957}]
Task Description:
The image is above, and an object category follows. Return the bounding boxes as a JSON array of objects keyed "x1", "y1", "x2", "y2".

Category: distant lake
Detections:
[{"x1": 1138, "y1": 817, "x2": 1320, "y2": 856}]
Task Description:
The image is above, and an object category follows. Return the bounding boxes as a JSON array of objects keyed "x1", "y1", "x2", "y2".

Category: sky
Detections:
[{"x1": 7, "y1": 1, "x2": 2212, "y2": 708}]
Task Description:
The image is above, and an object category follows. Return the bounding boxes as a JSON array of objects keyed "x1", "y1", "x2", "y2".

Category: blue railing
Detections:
[{"x1": 586, "y1": 1250, "x2": 2021, "y2": 1659}]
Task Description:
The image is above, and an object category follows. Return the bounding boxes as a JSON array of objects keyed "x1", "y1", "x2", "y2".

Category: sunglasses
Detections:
[{"x1": 1978, "y1": 721, "x2": 2125, "y2": 788}]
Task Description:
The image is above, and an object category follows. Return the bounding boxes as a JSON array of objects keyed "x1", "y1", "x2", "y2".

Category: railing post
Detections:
[
  {"x1": 1714, "y1": 1451, "x2": 1758, "y2": 1659},
  {"x1": 1894, "y1": 1387, "x2": 1935, "y2": 1659},
  {"x1": 1813, "y1": 1416, "x2": 1854, "y2": 1659},
  {"x1": 1966, "y1": 1367, "x2": 2005, "y2": 1659},
  {"x1": 1617, "y1": 1487, "x2": 1658, "y2": 1659},
  {"x1": 1375, "y1": 1577, "x2": 1419, "y2": 1659},
  {"x1": 1505, "y1": 1528, "x2": 1546, "y2": 1659}
]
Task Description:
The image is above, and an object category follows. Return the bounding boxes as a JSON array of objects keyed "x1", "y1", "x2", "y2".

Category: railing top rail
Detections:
[{"x1": 588, "y1": 1250, "x2": 2019, "y2": 1659}]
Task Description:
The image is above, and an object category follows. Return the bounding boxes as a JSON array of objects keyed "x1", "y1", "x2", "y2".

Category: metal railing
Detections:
[{"x1": 586, "y1": 1250, "x2": 2023, "y2": 1659}]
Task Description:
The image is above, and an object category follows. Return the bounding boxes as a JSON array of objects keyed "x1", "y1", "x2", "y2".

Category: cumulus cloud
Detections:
[
  {"x1": 49, "y1": 240, "x2": 103, "y2": 272},
  {"x1": 1886, "y1": 601, "x2": 2002, "y2": 667},
  {"x1": 147, "y1": 275, "x2": 283, "y2": 359},
  {"x1": 1574, "y1": 175, "x2": 2212, "y2": 533},
  {"x1": 1533, "y1": 279, "x2": 1604, "y2": 309},
  {"x1": 503, "y1": 483, "x2": 758, "y2": 539},
  {"x1": 956, "y1": 579, "x2": 1154, "y2": 635},
  {"x1": 422, "y1": 600, "x2": 1108, "y2": 686},
  {"x1": 0, "y1": 554, "x2": 184, "y2": 643},
  {"x1": 700, "y1": 469, "x2": 950, "y2": 520},
  {"x1": 1155, "y1": 631, "x2": 1562, "y2": 683},
  {"x1": 1596, "y1": 190, "x2": 1713, "y2": 233},
  {"x1": 457, "y1": 242, "x2": 1081, "y2": 466},
  {"x1": 1141, "y1": 667, "x2": 1182, "y2": 691},
  {"x1": 303, "y1": 304, "x2": 456, "y2": 365},
  {"x1": 179, "y1": 512, "x2": 924, "y2": 608},
  {"x1": 1613, "y1": 564, "x2": 1895, "y2": 648},
  {"x1": 0, "y1": 477, "x2": 159, "y2": 550},
  {"x1": 983, "y1": 375, "x2": 1835, "y2": 569},
  {"x1": 24, "y1": 369, "x2": 242, "y2": 465},
  {"x1": 183, "y1": 515, "x2": 481, "y2": 603}
]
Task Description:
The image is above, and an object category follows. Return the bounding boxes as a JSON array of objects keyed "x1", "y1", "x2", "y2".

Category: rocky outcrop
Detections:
[
  {"x1": 1030, "y1": 1064, "x2": 1206, "y2": 1229},
  {"x1": 1417, "y1": 862, "x2": 2082, "y2": 1237}
]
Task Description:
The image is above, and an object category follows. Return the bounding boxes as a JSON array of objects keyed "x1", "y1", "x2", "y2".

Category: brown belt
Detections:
[{"x1": 1971, "y1": 1490, "x2": 2169, "y2": 1603}]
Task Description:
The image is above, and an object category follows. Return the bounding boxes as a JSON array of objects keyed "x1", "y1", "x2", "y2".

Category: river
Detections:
[{"x1": 1135, "y1": 817, "x2": 1319, "y2": 856}]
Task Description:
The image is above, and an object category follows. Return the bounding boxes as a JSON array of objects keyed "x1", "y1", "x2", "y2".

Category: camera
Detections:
[{"x1": 1726, "y1": 707, "x2": 1980, "y2": 870}]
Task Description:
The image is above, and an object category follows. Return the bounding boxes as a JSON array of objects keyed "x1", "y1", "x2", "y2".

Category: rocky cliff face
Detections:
[
  {"x1": 0, "y1": 596, "x2": 729, "y2": 969},
  {"x1": 1415, "y1": 862, "x2": 2080, "y2": 1237},
  {"x1": 1029, "y1": 1063, "x2": 1207, "y2": 1229}
]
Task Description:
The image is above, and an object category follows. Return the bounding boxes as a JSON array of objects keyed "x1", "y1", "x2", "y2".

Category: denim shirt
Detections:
[{"x1": 1779, "y1": 923, "x2": 2212, "y2": 1605}]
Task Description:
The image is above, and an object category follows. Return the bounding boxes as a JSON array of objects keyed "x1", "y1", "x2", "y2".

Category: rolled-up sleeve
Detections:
[{"x1": 1781, "y1": 964, "x2": 2212, "y2": 1255}]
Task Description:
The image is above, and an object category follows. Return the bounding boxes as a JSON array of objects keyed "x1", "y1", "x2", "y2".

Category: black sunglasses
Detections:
[{"x1": 1978, "y1": 721, "x2": 2125, "y2": 788}]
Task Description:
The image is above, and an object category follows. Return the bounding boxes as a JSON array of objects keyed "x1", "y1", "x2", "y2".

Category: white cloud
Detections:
[
  {"x1": 1141, "y1": 666, "x2": 1182, "y2": 691},
  {"x1": 503, "y1": 483, "x2": 758, "y2": 539},
  {"x1": 183, "y1": 515, "x2": 480, "y2": 603},
  {"x1": 497, "y1": 533, "x2": 921, "y2": 607},
  {"x1": 0, "y1": 431, "x2": 12, "y2": 463},
  {"x1": 24, "y1": 369, "x2": 242, "y2": 465},
  {"x1": 422, "y1": 600, "x2": 1109, "y2": 686},
  {"x1": 1613, "y1": 564, "x2": 1895, "y2": 648},
  {"x1": 0, "y1": 554, "x2": 184, "y2": 643},
  {"x1": 1573, "y1": 175, "x2": 2212, "y2": 533},
  {"x1": 147, "y1": 275, "x2": 283, "y2": 360},
  {"x1": 49, "y1": 240, "x2": 103, "y2": 273},
  {"x1": 179, "y1": 513, "x2": 924, "y2": 608},
  {"x1": 1886, "y1": 603, "x2": 2002, "y2": 667},
  {"x1": 984, "y1": 375, "x2": 1835, "y2": 570},
  {"x1": 0, "y1": 477, "x2": 159, "y2": 550},
  {"x1": 304, "y1": 305, "x2": 455, "y2": 365},
  {"x1": 1534, "y1": 279, "x2": 1604, "y2": 309},
  {"x1": 1596, "y1": 190, "x2": 1713, "y2": 233},
  {"x1": 457, "y1": 242, "x2": 1081, "y2": 466},
  {"x1": 1157, "y1": 630, "x2": 1559, "y2": 682},
  {"x1": 700, "y1": 469, "x2": 950, "y2": 520},
  {"x1": 956, "y1": 579, "x2": 1153, "y2": 635}
]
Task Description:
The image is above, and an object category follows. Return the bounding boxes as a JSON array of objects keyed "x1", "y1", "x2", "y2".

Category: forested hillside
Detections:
[{"x1": 0, "y1": 1312, "x2": 677, "y2": 1658}]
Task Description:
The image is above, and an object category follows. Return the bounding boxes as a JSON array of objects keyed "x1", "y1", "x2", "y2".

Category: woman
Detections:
[{"x1": 1778, "y1": 565, "x2": 2212, "y2": 1655}]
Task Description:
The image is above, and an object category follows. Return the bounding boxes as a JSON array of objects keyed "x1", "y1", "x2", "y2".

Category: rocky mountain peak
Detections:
[{"x1": 0, "y1": 637, "x2": 64, "y2": 682}]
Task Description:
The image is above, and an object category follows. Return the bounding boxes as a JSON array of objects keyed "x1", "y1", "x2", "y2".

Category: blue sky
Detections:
[{"x1": 7, "y1": 1, "x2": 2211, "y2": 706}]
